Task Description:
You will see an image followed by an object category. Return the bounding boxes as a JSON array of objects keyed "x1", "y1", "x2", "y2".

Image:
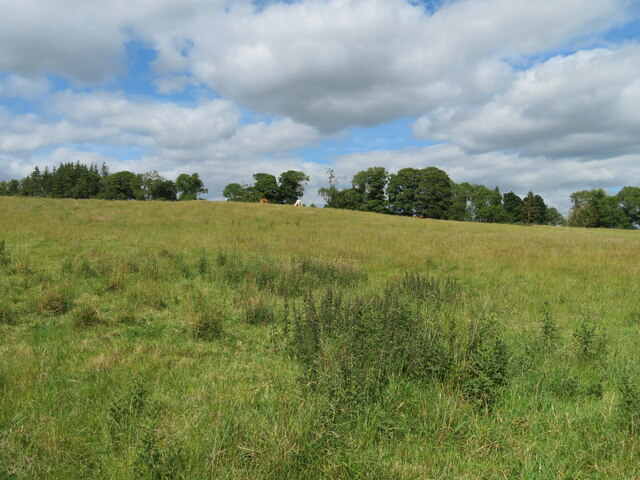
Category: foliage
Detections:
[
  {"x1": 0, "y1": 162, "x2": 205, "y2": 202},
  {"x1": 352, "y1": 166, "x2": 389, "y2": 213},
  {"x1": 176, "y1": 173, "x2": 208, "y2": 200},
  {"x1": 99, "y1": 171, "x2": 144, "y2": 200},
  {"x1": 386, "y1": 167, "x2": 422, "y2": 216},
  {"x1": 568, "y1": 188, "x2": 632, "y2": 229},
  {"x1": 278, "y1": 170, "x2": 310, "y2": 204},
  {"x1": 223, "y1": 170, "x2": 310, "y2": 204},
  {"x1": 616, "y1": 186, "x2": 640, "y2": 227}
]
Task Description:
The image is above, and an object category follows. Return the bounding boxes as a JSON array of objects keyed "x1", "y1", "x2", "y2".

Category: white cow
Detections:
[{"x1": 294, "y1": 199, "x2": 302, "y2": 207}]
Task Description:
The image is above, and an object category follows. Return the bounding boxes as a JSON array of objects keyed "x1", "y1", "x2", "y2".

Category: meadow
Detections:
[{"x1": 1, "y1": 196, "x2": 639, "y2": 479}]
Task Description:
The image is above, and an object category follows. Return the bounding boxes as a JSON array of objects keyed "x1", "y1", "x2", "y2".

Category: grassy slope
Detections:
[{"x1": 1, "y1": 197, "x2": 639, "y2": 479}]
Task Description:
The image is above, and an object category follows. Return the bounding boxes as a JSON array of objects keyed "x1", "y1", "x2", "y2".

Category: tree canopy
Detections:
[
  {"x1": 0, "y1": 162, "x2": 206, "y2": 202},
  {"x1": 222, "y1": 170, "x2": 310, "y2": 205}
]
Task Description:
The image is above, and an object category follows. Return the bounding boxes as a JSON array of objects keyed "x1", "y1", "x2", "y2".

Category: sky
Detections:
[{"x1": 0, "y1": 0, "x2": 639, "y2": 213}]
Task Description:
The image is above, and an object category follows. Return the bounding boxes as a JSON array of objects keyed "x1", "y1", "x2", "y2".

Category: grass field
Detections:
[{"x1": 1, "y1": 196, "x2": 640, "y2": 479}]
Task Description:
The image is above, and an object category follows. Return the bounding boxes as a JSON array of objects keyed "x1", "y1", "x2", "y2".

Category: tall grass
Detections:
[{"x1": 1, "y1": 196, "x2": 639, "y2": 478}]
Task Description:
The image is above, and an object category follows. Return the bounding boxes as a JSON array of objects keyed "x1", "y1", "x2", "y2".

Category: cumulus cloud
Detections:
[
  {"x1": 414, "y1": 44, "x2": 640, "y2": 159},
  {"x1": 183, "y1": 0, "x2": 627, "y2": 131}
]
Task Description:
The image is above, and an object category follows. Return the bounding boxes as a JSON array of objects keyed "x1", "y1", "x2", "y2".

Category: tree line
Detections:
[
  {"x1": 317, "y1": 166, "x2": 639, "y2": 229},
  {"x1": 223, "y1": 170, "x2": 310, "y2": 204},
  {"x1": 0, "y1": 162, "x2": 207, "y2": 201}
]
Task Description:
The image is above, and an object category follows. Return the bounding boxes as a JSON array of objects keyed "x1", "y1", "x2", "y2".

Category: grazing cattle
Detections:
[
  {"x1": 294, "y1": 199, "x2": 302, "y2": 207},
  {"x1": 259, "y1": 198, "x2": 269, "y2": 204}
]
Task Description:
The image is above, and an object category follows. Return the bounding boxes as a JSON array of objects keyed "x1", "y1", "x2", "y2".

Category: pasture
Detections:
[{"x1": 1, "y1": 196, "x2": 639, "y2": 479}]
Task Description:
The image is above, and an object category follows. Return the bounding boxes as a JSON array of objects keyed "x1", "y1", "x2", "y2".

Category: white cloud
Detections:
[
  {"x1": 414, "y1": 44, "x2": 640, "y2": 159},
  {"x1": 183, "y1": 0, "x2": 627, "y2": 131},
  {"x1": 0, "y1": 75, "x2": 50, "y2": 99}
]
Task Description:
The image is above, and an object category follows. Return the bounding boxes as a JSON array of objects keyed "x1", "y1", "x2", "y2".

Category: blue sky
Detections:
[{"x1": 0, "y1": 0, "x2": 639, "y2": 212}]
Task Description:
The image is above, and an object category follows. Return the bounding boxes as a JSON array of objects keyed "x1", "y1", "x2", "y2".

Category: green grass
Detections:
[{"x1": 1, "y1": 196, "x2": 640, "y2": 479}]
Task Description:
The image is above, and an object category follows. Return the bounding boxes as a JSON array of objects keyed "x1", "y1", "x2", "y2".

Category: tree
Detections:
[
  {"x1": 617, "y1": 186, "x2": 640, "y2": 228},
  {"x1": 351, "y1": 167, "x2": 389, "y2": 213},
  {"x1": 223, "y1": 183, "x2": 250, "y2": 202},
  {"x1": 448, "y1": 182, "x2": 475, "y2": 221},
  {"x1": 533, "y1": 195, "x2": 547, "y2": 224},
  {"x1": 468, "y1": 186, "x2": 509, "y2": 223},
  {"x1": 414, "y1": 167, "x2": 453, "y2": 219},
  {"x1": 277, "y1": 170, "x2": 310, "y2": 204},
  {"x1": 503, "y1": 192, "x2": 524, "y2": 223},
  {"x1": 152, "y1": 180, "x2": 177, "y2": 201},
  {"x1": 568, "y1": 189, "x2": 630, "y2": 228},
  {"x1": 252, "y1": 173, "x2": 279, "y2": 202},
  {"x1": 140, "y1": 171, "x2": 164, "y2": 201},
  {"x1": 318, "y1": 168, "x2": 344, "y2": 208},
  {"x1": 176, "y1": 173, "x2": 208, "y2": 200},
  {"x1": 545, "y1": 207, "x2": 566, "y2": 226},
  {"x1": 99, "y1": 171, "x2": 143, "y2": 200},
  {"x1": 521, "y1": 191, "x2": 540, "y2": 224},
  {"x1": 386, "y1": 168, "x2": 421, "y2": 216}
]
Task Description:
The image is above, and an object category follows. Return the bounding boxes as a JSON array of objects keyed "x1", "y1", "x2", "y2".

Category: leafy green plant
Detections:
[
  {"x1": 462, "y1": 315, "x2": 509, "y2": 411},
  {"x1": 572, "y1": 319, "x2": 607, "y2": 360}
]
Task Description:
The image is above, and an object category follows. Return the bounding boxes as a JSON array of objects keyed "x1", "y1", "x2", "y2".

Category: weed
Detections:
[
  {"x1": 37, "y1": 285, "x2": 73, "y2": 315},
  {"x1": 617, "y1": 369, "x2": 640, "y2": 434},
  {"x1": 572, "y1": 319, "x2": 607, "y2": 360},
  {"x1": 540, "y1": 301, "x2": 558, "y2": 346},
  {"x1": 71, "y1": 301, "x2": 101, "y2": 327},
  {"x1": 103, "y1": 265, "x2": 127, "y2": 292},
  {"x1": 462, "y1": 315, "x2": 509, "y2": 411},
  {"x1": 197, "y1": 248, "x2": 212, "y2": 275},
  {"x1": 189, "y1": 293, "x2": 224, "y2": 340},
  {"x1": 244, "y1": 294, "x2": 275, "y2": 325},
  {"x1": 0, "y1": 301, "x2": 16, "y2": 325},
  {"x1": 0, "y1": 236, "x2": 9, "y2": 265}
]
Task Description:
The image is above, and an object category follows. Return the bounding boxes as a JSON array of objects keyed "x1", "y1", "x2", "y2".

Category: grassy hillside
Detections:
[{"x1": 1, "y1": 196, "x2": 639, "y2": 479}]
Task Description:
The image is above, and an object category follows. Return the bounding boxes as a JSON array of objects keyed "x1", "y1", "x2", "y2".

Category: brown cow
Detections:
[{"x1": 259, "y1": 198, "x2": 269, "y2": 204}]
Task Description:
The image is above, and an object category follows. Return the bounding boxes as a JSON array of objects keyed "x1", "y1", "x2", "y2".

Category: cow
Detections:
[
  {"x1": 259, "y1": 198, "x2": 269, "y2": 204},
  {"x1": 294, "y1": 199, "x2": 302, "y2": 207}
]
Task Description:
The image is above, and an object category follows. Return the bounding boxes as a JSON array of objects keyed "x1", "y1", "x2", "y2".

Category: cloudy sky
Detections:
[{"x1": 1, "y1": 0, "x2": 639, "y2": 212}]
